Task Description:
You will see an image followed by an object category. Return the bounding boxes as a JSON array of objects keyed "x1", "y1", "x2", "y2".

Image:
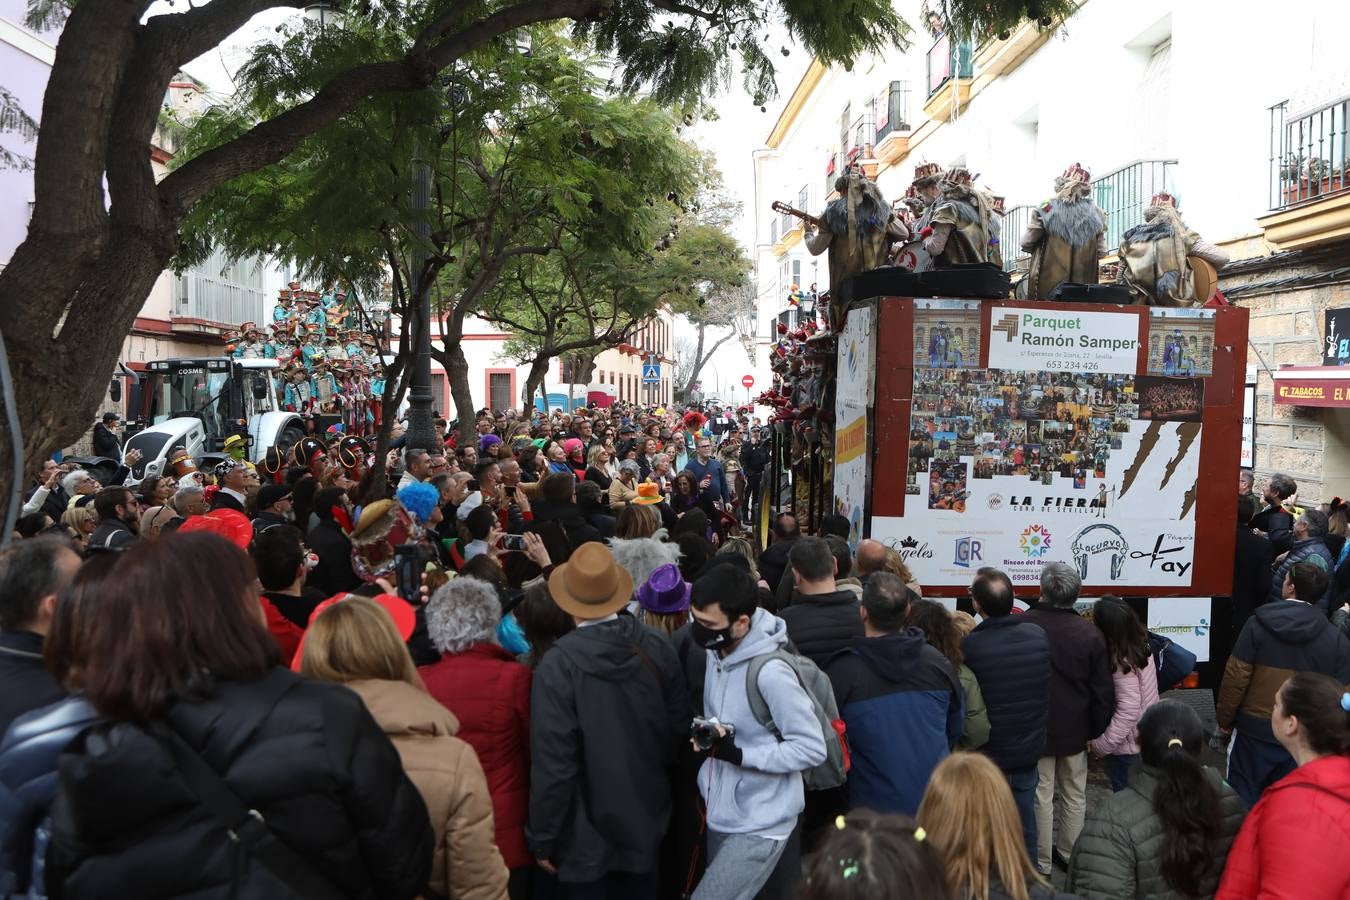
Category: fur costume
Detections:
[
  {"x1": 926, "y1": 172, "x2": 996, "y2": 266},
  {"x1": 1118, "y1": 204, "x2": 1199, "y2": 306},
  {"x1": 1022, "y1": 170, "x2": 1107, "y2": 299},
  {"x1": 606, "y1": 530, "x2": 682, "y2": 590},
  {"x1": 806, "y1": 170, "x2": 906, "y2": 326}
]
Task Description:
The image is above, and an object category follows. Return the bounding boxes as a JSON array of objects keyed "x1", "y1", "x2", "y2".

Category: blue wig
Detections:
[{"x1": 397, "y1": 481, "x2": 441, "y2": 525}]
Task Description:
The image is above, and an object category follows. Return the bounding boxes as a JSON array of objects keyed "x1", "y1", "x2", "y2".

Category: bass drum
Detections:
[{"x1": 892, "y1": 240, "x2": 933, "y2": 273}]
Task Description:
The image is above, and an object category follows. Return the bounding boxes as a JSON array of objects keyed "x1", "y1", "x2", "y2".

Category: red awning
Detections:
[{"x1": 1273, "y1": 366, "x2": 1350, "y2": 407}]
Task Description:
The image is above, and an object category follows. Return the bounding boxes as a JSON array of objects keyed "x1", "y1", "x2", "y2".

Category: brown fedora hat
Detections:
[{"x1": 547, "y1": 542, "x2": 634, "y2": 620}]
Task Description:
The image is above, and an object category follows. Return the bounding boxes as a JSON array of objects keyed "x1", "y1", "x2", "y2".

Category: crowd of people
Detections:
[{"x1": 2, "y1": 427, "x2": 1350, "y2": 898}]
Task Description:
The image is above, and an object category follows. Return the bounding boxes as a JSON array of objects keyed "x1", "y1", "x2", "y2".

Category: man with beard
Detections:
[
  {"x1": 1118, "y1": 192, "x2": 1229, "y2": 306},
  {"x1": 251, "y1": 484, "x2": 295, "y2": 537},
  {"x1": 89, "y1": 486, "x2": 140, "y2": 552},
  {"x1": 805, "y1": 164, "x2": 907, "y2": 326},
  {"x1": 1020, "y1": 163, "x2": 1108, "y2": 299},
  {"x1": 922, "y1": 167, "x2": 998, "y2": 267}
]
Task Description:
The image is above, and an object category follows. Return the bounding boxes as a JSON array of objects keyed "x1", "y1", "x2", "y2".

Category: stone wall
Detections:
[{"x1": 1223, "y1": 245, "x2": 1350, "y2": 506}]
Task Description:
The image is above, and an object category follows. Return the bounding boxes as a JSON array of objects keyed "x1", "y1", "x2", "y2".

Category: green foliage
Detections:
[
  {"x1": 24, "y1": 0, "x2": 70, "y2": 33},
  {"x1": 920, "y1": 0, "x2": 1079, "y2": 41},
  {"x1": 0, "y1": 87, "x2": 38, "y2": 171}
]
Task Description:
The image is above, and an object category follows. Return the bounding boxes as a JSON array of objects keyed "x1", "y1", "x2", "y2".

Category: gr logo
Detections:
[{"x1": 954, "y1": 536, "x2": 984, "y2": 568}]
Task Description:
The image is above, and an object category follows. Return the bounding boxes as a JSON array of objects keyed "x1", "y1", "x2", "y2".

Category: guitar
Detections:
[{"x1": 771, "y1": 201, "x2": 824, "y2": 230}]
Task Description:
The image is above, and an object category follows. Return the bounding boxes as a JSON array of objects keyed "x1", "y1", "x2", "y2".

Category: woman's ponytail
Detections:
[{"x1": 1138, "y1": 701, "x2": 1222, "y2": 897}]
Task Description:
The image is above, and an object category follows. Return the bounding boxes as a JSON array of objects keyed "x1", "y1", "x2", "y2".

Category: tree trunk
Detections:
[
  {"x1": 446, "y1": 349, "x2": 477, "y2": 451},
  {"x1": 521, "y1": 356, "x2": 551, "y2": 415}
]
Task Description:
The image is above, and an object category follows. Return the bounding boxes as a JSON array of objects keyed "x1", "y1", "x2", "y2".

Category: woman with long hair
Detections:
[
  {"x1": 1217, "y1": 673, "x2": 1350, "y2": 899},
  {"x1": 584, "y1": 444, "x2": 613, "y2": 490},
  {"x1": 39, "y1": 532, "x2": 434, "y2": 898},
  {"x1": 883, "y1": 546, "x2": 923, "y2": 596},
  {"x1": 801, "y1": 810, "x2": 952, "y2": 900},
  {"x1": 300, "y1": 596, "x2": 509, "y2": 900},
  {"x1": 910, "y1": 600, "x2": 990, "y2": 750},
  {"x1": 919, "y1": 752, "x2": 1069, "y2": 900},
  {"x1": 1088, "y1": 596, "x2": 1159, "y2": 790},
  {"x1": 1068, "y1": 700, "x2": 1245, "y2": 900}
]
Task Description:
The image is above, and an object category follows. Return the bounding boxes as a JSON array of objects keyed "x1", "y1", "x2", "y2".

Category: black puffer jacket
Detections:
[
  {"x1": 778, "y1": 589, "x2": 864, "y2": 668},
  {"x1": 0, "y1": 697, "x2": 97, "y2": 899},
  {"x1": 46, "y1": 670, "x2": 433, "y2": 899},
  {"x1": 962, "y1": 614, "x2": 1050, "y2": 771}
]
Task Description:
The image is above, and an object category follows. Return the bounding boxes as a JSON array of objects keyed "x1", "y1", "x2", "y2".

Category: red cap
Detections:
[{"x1": 289, "y1": 592, "x2": 417, "y2": 672}]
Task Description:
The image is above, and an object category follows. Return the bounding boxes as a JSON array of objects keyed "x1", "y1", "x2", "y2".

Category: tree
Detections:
[
  {"x1": 0, "y1": 0, "x2": 1071, "y2": 496},
  {"x1": 177, "y1": 29, "x2": 698, "y2": 443}
]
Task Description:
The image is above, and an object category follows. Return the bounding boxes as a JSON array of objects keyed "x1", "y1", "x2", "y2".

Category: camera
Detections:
[{"x1": 690, "y1": 716, "x2": 734, "y2": 751}]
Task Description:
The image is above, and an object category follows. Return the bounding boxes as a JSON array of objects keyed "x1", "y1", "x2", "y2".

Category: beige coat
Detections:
[
  {"x1": 609, "y1": 477, "x2": 638, "y2": 510},
  {"x1": 347, "y1": 679, "x2": 509, "y2": 900}
]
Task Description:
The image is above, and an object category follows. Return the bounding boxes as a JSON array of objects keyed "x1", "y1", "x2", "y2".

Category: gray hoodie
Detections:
[{"x1": 698, "y1": 608, "x2": 827, "y2": 839}]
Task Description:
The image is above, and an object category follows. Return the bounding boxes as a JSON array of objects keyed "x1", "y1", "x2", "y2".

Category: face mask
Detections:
[{"x1": 690, "y1": 619, "x2": 736, "y2": 651}]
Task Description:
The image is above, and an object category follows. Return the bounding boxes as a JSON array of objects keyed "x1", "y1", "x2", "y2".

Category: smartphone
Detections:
[
  {"x1": 499, "y1": 534, "x2": 528, "y2": 552},
  {"x1": 393, "y1": 544, "x2": 424, "y2": 605}
]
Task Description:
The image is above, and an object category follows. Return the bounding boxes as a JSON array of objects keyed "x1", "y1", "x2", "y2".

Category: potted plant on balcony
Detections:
[{"x1": 1283, "y1": 156, "x2": 1347, "y2": 204}]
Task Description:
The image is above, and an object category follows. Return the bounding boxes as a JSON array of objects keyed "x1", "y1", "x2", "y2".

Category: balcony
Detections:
[
  {"x1": 174, "y1": 247, "x2": 266, "y2": 330},
  {"x1": 923, "y1": 34, "x2": 974, "y2": 120},
  {"x1": 1000, "y1": 204, "x2": 1035, "y2": 273},
  {"x1": 846, "y1": 113, "x2": 876, "y2": 162},
  {"x1": 1092, "y1": 159, "x2": 1177, "y2": 251},
  {"x1": 1259, "y1": 96, "x2": 1350, "y2": 250}
]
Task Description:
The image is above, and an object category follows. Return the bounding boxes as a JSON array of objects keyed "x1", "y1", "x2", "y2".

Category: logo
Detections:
[
  {"x1": 1130, "y1": 534, "x2": 1192, "y2": 577},
  {"x1": 954, "y1": 537, "x2": 984, "y2": 568},
  {"x1": 1070, "y1": 523, "x2": 1129, "y2": 579},
  {"x1": 993, "y1": 313, "x2": 1020, "y2": 342},
  {"x1": 1018, "y1": 524, "x2": 1052, "y2": 558},
  {"x1": 986, "y1": 493, "x2": 1003, "y2": 510},
  {"x1": 893, "y1": 536, "x2": 933, "y2": 561}
]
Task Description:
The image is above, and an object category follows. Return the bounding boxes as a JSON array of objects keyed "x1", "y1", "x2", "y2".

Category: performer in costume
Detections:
[
  {"x1": 301, "y1": 329, "x2": 326, "y2": 370},
  {"x1": 272, "y1": 289, "x2": 297, "y2": 341},
  {"x1": 921, "y1": 168, "x2": 997, "y2": 267},
  {"x1": 324, "y1": 326, "x2": 346, "y2": 363},
  {"x1": 311, "y1": 358, "x2": 340, "y2": 415},
  {"x1": 804, "y1": 163, "x2": 907, "y2": 327},
  {"x1": 221, "y1": 329, "x2": 240, "y2": 358},
  {"x1": 283, "y1": 364, "x2": 314, "y2": 415},
  {"x1": 303, "y1": 294, "x2": 327, "y2": 332},
  {"x1": 1118, "y1": 192, "x2": 1230, "y2": 306},
  {"x1": 344, "y1": 329, "x2": 364, "y2": 359},
  {"x1": 1020, "y1": 163, "x2": 1107, "y2": 299},
  {"x1": 369, "y1": 362, "x2": 386, "y2": 430}
]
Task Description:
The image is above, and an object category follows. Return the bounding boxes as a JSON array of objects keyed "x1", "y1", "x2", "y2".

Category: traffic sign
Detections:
[
  {"x1": 642, "y1": 363, "x2": 661, "y2": 383},
  {"x1": 742, "y1": 375, "x2": 755, "y2": 389}
]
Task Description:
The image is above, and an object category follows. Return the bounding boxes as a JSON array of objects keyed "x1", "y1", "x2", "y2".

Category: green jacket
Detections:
[
  {"x1": 1066, "y1": 765, "x2": 1246, "y2": 900},
  {"x1": 957, "y1": 663, "x2": 991, "y2": 750}
]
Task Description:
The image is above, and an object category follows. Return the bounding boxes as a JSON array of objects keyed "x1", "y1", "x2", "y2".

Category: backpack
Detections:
[
  {"x1": 1147, "y1": 631, "x2": 1197, "y2": 690},
  {"x1": 744, "y1": 649, "x2": 850, "y2": 791}
]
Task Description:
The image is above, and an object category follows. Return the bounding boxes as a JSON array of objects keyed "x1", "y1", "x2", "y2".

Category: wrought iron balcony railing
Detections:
[
  {"x1": 1092, "y1": 159, "x2": 1177, "y2": 250},
  {"x1": 1269, "y1": 96, "x2": 1350, "y2": 210}
]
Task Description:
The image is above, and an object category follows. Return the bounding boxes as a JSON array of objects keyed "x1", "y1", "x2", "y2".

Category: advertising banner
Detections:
[
  {"x1": 877, "y1": 300, "x2": 1203, "y2": 590},
  {"x1": 1147, "y1": 597, "x2": 1212, "y2": 663},
  {"x1": 833, "y1": 307, "x2": 873, "y2": 547},
  {"x1": 986, "y1": 306, "x2": 1142, "y2": 374}
]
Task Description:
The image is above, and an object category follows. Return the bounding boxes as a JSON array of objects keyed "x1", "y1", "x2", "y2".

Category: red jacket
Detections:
[
  {"x1": 260, "y1": 596, "x2": 302, "y2": 667},
  {"x1": 1217, "y1": 753, "x2": 1350, "y2": 899},
  {"x1": 419, "y1": 643, "x2": 532, "y2": 868}
]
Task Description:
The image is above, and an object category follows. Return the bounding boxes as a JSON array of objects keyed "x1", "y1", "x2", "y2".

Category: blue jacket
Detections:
[
  {"x1": 825, "y1": 629, "x2": 962, "y2": 815},
  {"x1": 0, "y1": 696, "x2": 97, "y2": 899},
  {"x1": 1268, "y1": 536, "x2": 1334, "y2": 607},
  {"x1": 962, "y1": 614, "x2": 1050, "y2": 771},
  {"x1": 684, "y1": 456, "x2": 731, "y2": 505}
]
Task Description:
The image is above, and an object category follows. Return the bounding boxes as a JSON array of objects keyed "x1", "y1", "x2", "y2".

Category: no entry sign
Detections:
[{"x1": 742, "y1": 375, "x2": 755, "y2": 389}]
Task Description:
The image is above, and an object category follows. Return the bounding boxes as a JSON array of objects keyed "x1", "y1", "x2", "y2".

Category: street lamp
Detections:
[{"x1": 302, "y1": 3, "x2": 341, "y2": 28}]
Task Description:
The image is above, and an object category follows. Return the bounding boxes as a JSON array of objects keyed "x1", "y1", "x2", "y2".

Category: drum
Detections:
[
  {"x1": 1188, "y1": 256, "x2": 1218, "y2": 303},
  {"x1": 893, "y1": 239, "x2": 933, "y2": 273}
]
